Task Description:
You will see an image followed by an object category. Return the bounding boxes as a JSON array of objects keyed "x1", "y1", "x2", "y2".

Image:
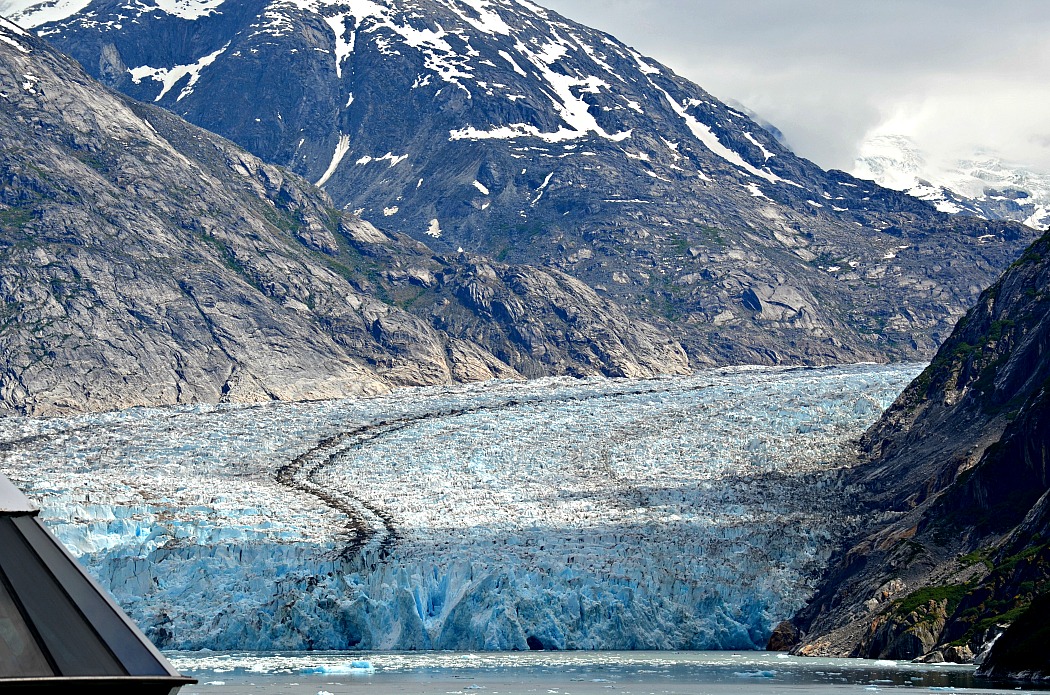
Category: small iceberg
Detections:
[{"x1": 306, "y1": 660, "x2": 375, "y2": 675}]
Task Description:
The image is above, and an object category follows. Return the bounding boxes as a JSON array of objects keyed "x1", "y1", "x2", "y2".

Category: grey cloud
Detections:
[{"x1": 540, "y1": 0, "x2": 1050, "y2": 170}]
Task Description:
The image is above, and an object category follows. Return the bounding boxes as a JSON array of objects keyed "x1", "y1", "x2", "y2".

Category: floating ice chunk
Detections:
[{"x1": 310, "y1": 660, "x2": 374, "y2": 674}]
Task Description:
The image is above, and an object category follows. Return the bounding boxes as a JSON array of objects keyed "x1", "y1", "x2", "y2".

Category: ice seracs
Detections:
[{"x1": 0, "y1": 365, "x2": 920, "y2": 651}]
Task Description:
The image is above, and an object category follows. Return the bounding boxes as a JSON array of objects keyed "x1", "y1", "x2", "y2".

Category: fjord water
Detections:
[
  {"x1": 0, "y1": 365, "x2": 920, "y2": 652},
  {"x1": 167, "y1": 651, "x2": 1037, "y2": 695}
]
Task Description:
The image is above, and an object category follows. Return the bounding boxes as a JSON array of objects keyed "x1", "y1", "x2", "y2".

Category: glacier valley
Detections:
[{"x1": 0, "y1": 365, "x2": 920, "y2": 651}]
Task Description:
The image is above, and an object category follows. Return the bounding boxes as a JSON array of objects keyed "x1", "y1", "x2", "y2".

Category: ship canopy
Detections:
[{"x1": 0, "y1": 474, "x2": 193, "y2": 693}]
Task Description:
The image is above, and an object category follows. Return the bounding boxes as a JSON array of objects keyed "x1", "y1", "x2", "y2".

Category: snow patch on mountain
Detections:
[
  {"x1": 0, "y1": 0, "x2": 90, "y2": 28},
  {"x1": 152, "y1": 0, "x2": 227, "y2": 20},
  {"x1": 650, "y1": 81, "x2": 781, "y2": 184},
  {"x1": 129, "y1": 41, "x2": 230, "y2": 102},
  {"x1": 0, "y1": 15, "x2": 29, "y2": 51},
  {"x1": 322, "y1": 13, "x2": 355, "y2": 78},
  {"x1": 627, "y1": 48, "x2": 660, "y2": 76},
  {"x1": 0, "y1": 32, "x2": 25, "y2": 52},
  {"x1": 4, "y1": 0, "x2": 798, "y2": 192},
  {"x1": 3, "y1": 0, "x2": 224, "y2": 26},
  {"x1": 745, "y1": 131, "x2": 774, "y2": 161},
  {"x1": 497, "y1": 48, "x2": 527, "y2": 76},
  {"x1": 747, "y1": 183, "x2": 769, "y2": 199},
  {"x1": 0, "y1": 13, "x2": 27, "y2": 35},
  {"x1": 448, "y1": 0, "x2": 511, "y2": 36},
  {"x1": 514, "y1": 0, "x2": 549, "y2": 19},
  {"x1": 316, "y1": 132, "x2": 351, "y2": 187}
]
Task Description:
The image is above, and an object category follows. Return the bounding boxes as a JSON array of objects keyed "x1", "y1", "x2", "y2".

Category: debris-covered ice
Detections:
[{"x1": 0, "y1": 364, "x2": 920, "y2": 651}]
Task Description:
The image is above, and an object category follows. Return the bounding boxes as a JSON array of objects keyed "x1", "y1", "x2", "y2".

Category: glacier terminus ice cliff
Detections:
[{"x1": 0, "y1": 365, "x2": 918, "y2": 651}]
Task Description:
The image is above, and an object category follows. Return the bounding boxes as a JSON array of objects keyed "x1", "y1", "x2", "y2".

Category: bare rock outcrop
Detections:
[
  {"x1": 788, "y1": 227, "x2": 1050, "y2": 666},
  {"x1": 0, "y1": 19, "x2": 687, "y2": 415}
]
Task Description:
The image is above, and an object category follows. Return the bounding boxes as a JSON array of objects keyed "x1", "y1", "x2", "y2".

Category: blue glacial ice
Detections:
[{"x1": 0, "y1": 364, "x2": 921, "y2": 651}]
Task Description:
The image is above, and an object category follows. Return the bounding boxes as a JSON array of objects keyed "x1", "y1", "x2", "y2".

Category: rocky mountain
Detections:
[
  {"x1": 785, "y1": 225, "x2": 1050, "y2": 669},
  {"x1": 4, "y1": 0, "x2": 1039, "y2": 366},
  {"x1": 855, "y1": 134, "x2": 1050, "y2": 231},
  {"x1": 0, "y1": 15, "x2": 687, "y2": 416}
]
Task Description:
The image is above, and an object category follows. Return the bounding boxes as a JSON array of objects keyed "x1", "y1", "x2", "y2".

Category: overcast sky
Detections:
[{"x1": 541, "y1": 0, "x2": 1050, "y2": 173}]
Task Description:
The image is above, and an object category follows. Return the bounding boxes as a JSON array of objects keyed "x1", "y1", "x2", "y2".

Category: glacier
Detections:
[{"x1": 0, "y1": 364, "x2": 921, "y2": 651}]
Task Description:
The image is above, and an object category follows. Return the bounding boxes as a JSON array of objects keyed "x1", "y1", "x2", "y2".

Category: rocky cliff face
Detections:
[
  {"x1": 6, "y1": 0, "x2": 1038, "y2": 366},
  {"x1": 789, "y1": 227, "x2": 1050, "y2": 666},
  {"x1": 0, "y1": 16, "x2": 686, "y2": 415},
  {"x1": 976, "y1": 592, "x2": 1050, "y2": 679}
]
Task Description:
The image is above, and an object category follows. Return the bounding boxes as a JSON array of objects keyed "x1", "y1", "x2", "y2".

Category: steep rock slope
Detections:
[
  {"x1": 0, "y1": 16, "x2": 686, "y2": 415},
  {"x1": 976, "y1": 592, "x2": 1050, "y2": 679},
  {"x1": 789, "y1": 228, "x2": 1050, "y2": 665},
  {"x1": 6, "y1": 0, "x2": 1038, "y2": 365}
]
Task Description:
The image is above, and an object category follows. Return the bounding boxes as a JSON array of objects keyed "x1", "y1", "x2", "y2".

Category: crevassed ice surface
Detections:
[{"x1": 0, "y1": 364, "x2": 921, "y2": 651}]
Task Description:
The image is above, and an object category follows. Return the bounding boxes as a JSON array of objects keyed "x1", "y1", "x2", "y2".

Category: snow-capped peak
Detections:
[
  {"x1": 854, "y1": 133, "x2": 1050, "y2": 230},
  {"x1": 0, "y1": 0, "x2": 225, "y2": 26},
  {"x1": 4, "y1": 0, "x2": 784, "y2": 184}
]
